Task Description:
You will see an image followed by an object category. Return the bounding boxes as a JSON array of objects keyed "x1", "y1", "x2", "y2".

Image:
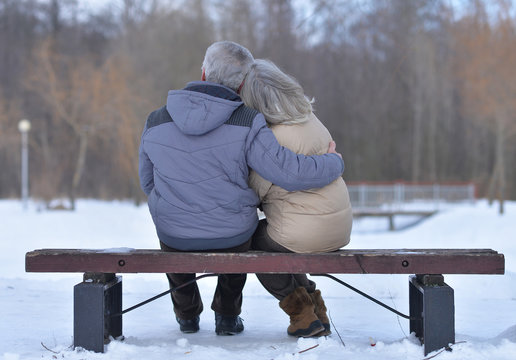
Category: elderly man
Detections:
[{"x1": 139, "y1": 41, "x2": 344, "y2": 336}]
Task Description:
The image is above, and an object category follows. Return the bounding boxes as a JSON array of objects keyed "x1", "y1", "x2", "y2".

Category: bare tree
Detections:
[
  {"x1": 2, "y1": 0, "x2": 516, "y2": 203},
  {"x1": 454, "y1": 1, "x2": 516, "y2": 213},
  {"x1": 215, "y1": 0, "x2": 259, "y2": 50},
  {"x1": 0, "y1": 94, "x2": 23, "y2": 197}
]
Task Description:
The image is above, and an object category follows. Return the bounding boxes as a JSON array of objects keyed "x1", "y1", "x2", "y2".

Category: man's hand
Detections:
[{"x1": 328, "y1": 141, "x2": 342, "y2": 159}]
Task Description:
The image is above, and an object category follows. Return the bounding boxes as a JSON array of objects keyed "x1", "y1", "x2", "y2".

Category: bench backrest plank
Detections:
[{"x1": 25, "y1": 249, "x2": 505, "y2": 275}]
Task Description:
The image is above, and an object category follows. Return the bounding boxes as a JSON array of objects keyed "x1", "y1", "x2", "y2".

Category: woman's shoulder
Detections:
[{"x1": 271, "y1": 113, "x2": 332, "y2": 154}]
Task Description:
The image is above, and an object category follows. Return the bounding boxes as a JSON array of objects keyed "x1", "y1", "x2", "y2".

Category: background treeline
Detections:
[{"x1": 1, "y1": 0, "x2": 515, "y2": 210}]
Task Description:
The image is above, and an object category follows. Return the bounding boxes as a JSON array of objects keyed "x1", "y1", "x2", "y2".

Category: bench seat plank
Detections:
[{"x1": 25, "y1": 249, "x2": 504, "y2": 275}]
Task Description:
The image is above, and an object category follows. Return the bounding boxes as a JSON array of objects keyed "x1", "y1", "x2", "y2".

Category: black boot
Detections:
[
  {"x1": 176, "y1": 315, "x2": 200, "y2": 333},
  {"x1": 215, "y1": 312, "x2": 244, "y2": 335}
]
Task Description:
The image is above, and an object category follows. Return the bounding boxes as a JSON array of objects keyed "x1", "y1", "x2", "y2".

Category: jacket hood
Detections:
[{"x1": 166, "y1": 81, "x2": 243, "y2": 136}]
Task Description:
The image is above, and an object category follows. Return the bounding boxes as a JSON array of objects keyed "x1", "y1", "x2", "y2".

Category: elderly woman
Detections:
[{"x1": 240, "y1": 59, "x2": 353, "y2": 338}]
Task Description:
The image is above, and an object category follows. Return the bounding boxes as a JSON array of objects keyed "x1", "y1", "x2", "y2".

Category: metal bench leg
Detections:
[
  {"x1": 409, "y1": 274, "x2": 454, "y2": 356},
  {"x1": 73, "y1": 273, "x2": 123, "y2": 353}
]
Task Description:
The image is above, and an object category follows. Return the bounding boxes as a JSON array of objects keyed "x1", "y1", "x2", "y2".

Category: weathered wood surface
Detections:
[{"x1": 25, "y1": 249, "x2": 505, "y2": 275}]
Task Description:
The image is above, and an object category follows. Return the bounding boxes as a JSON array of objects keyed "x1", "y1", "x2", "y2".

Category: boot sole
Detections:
[
  {"x1": 180, "y1": 328, "x2": 199, "y2": 334},
  {"x1": 288, "y1": 320, "x2": 325, "y2": 338},
  {"x1": 314, "y1": 329, "x2": 331, "y2": 337},
  {"x1": 216, "y1": 328, "x2": 243, "y2": 335},
  {"x1": 314, "y1": 323, "x2": 331, "y2": 337}
]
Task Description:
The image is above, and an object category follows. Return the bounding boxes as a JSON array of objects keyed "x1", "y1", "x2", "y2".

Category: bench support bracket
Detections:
[
  {"x1": 73, "y1": 273, "x2": 123, "y2": 353},
  {"x1": 409, "y1": 274, "x2": 455, "y2": 355}
]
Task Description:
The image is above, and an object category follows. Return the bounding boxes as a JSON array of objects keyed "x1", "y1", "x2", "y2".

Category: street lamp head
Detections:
[{"x1": 18, "y1": 119, "x2": 31, "y2": 133}]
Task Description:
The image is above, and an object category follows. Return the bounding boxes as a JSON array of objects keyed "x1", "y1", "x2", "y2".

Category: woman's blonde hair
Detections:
[{"x1": 240, "y1": 59, "x2": 313, "y2": 125}]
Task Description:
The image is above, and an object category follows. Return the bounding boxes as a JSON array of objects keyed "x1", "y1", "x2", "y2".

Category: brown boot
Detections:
[
  {"x1": 279, "y1": 287, "x2": 325, "y2": 337},
  {"x1": 310, "y1": 289, "x2": 331, "y2": 336}
]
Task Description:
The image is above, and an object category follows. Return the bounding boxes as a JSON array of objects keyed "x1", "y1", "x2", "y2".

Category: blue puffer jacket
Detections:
[{"x1": 139, "y1": 81, "x2": 344, "y2": 250}]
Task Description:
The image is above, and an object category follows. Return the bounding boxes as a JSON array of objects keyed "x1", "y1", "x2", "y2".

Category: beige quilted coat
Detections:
[{"x1": 249, "y1": 112, "x2": 352, "y2": 253}]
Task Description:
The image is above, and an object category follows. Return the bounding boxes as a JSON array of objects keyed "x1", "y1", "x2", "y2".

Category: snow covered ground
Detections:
[{"x1": 0, "y1": 199, "x2": 515, "y2": 360}]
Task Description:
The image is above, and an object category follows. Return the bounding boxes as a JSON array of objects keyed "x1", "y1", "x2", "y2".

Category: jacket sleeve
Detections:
[
  {"x1": 138, "y1": 123, "x2": 154, "y2": 196},
  {"x1": 245, "y1": 113, "x2": 344, "y2": 192}
]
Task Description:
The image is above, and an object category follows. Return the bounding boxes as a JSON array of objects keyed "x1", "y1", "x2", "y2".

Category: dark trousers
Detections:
[
  {"x1": 160, "y1": 239, "x2": 251, "y2": 320},
  {"x1": 252, "y1": 220, "x2": 316, "y2": 301}
]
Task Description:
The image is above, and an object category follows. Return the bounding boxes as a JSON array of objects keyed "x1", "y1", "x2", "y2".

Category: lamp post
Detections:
[{"x1": 18, "y1": 119, "x2": 31, "y2": 210}]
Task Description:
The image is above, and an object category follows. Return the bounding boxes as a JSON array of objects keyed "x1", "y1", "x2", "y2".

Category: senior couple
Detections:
[{"x1": 139, "y1": 41, "x2": 353, "y2": 338}]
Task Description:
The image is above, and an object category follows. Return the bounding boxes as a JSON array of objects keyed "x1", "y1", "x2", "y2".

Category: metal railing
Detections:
[{"x1": 348, "y1": 182, "x2": 476, "y2": 210}]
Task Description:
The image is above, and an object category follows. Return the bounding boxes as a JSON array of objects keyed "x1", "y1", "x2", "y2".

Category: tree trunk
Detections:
[
  {"x1": 495, "y1": 114, "x2": 505, "y2": 214},
  {"x1": 70, "y1": 130, "x2": 89, "y2": 210},
  {"x1": 411, "y1": 92, "x2": 423, "y2": 182},
  {"x1": 487, "y1": 169, "x2": 497, "y2": 206}
]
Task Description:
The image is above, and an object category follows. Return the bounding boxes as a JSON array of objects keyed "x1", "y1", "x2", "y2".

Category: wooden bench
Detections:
[{"x1": 25, "y1": 248, "x2": 505, "y2": 355}]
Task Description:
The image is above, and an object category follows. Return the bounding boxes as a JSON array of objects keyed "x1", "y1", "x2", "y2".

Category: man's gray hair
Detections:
[
  {"x1": 202, "y1": 41, "x2": 254, "y2": 92},
  {"x1": 240, "y1": 59, "x2": 313, "y2": 125}
]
